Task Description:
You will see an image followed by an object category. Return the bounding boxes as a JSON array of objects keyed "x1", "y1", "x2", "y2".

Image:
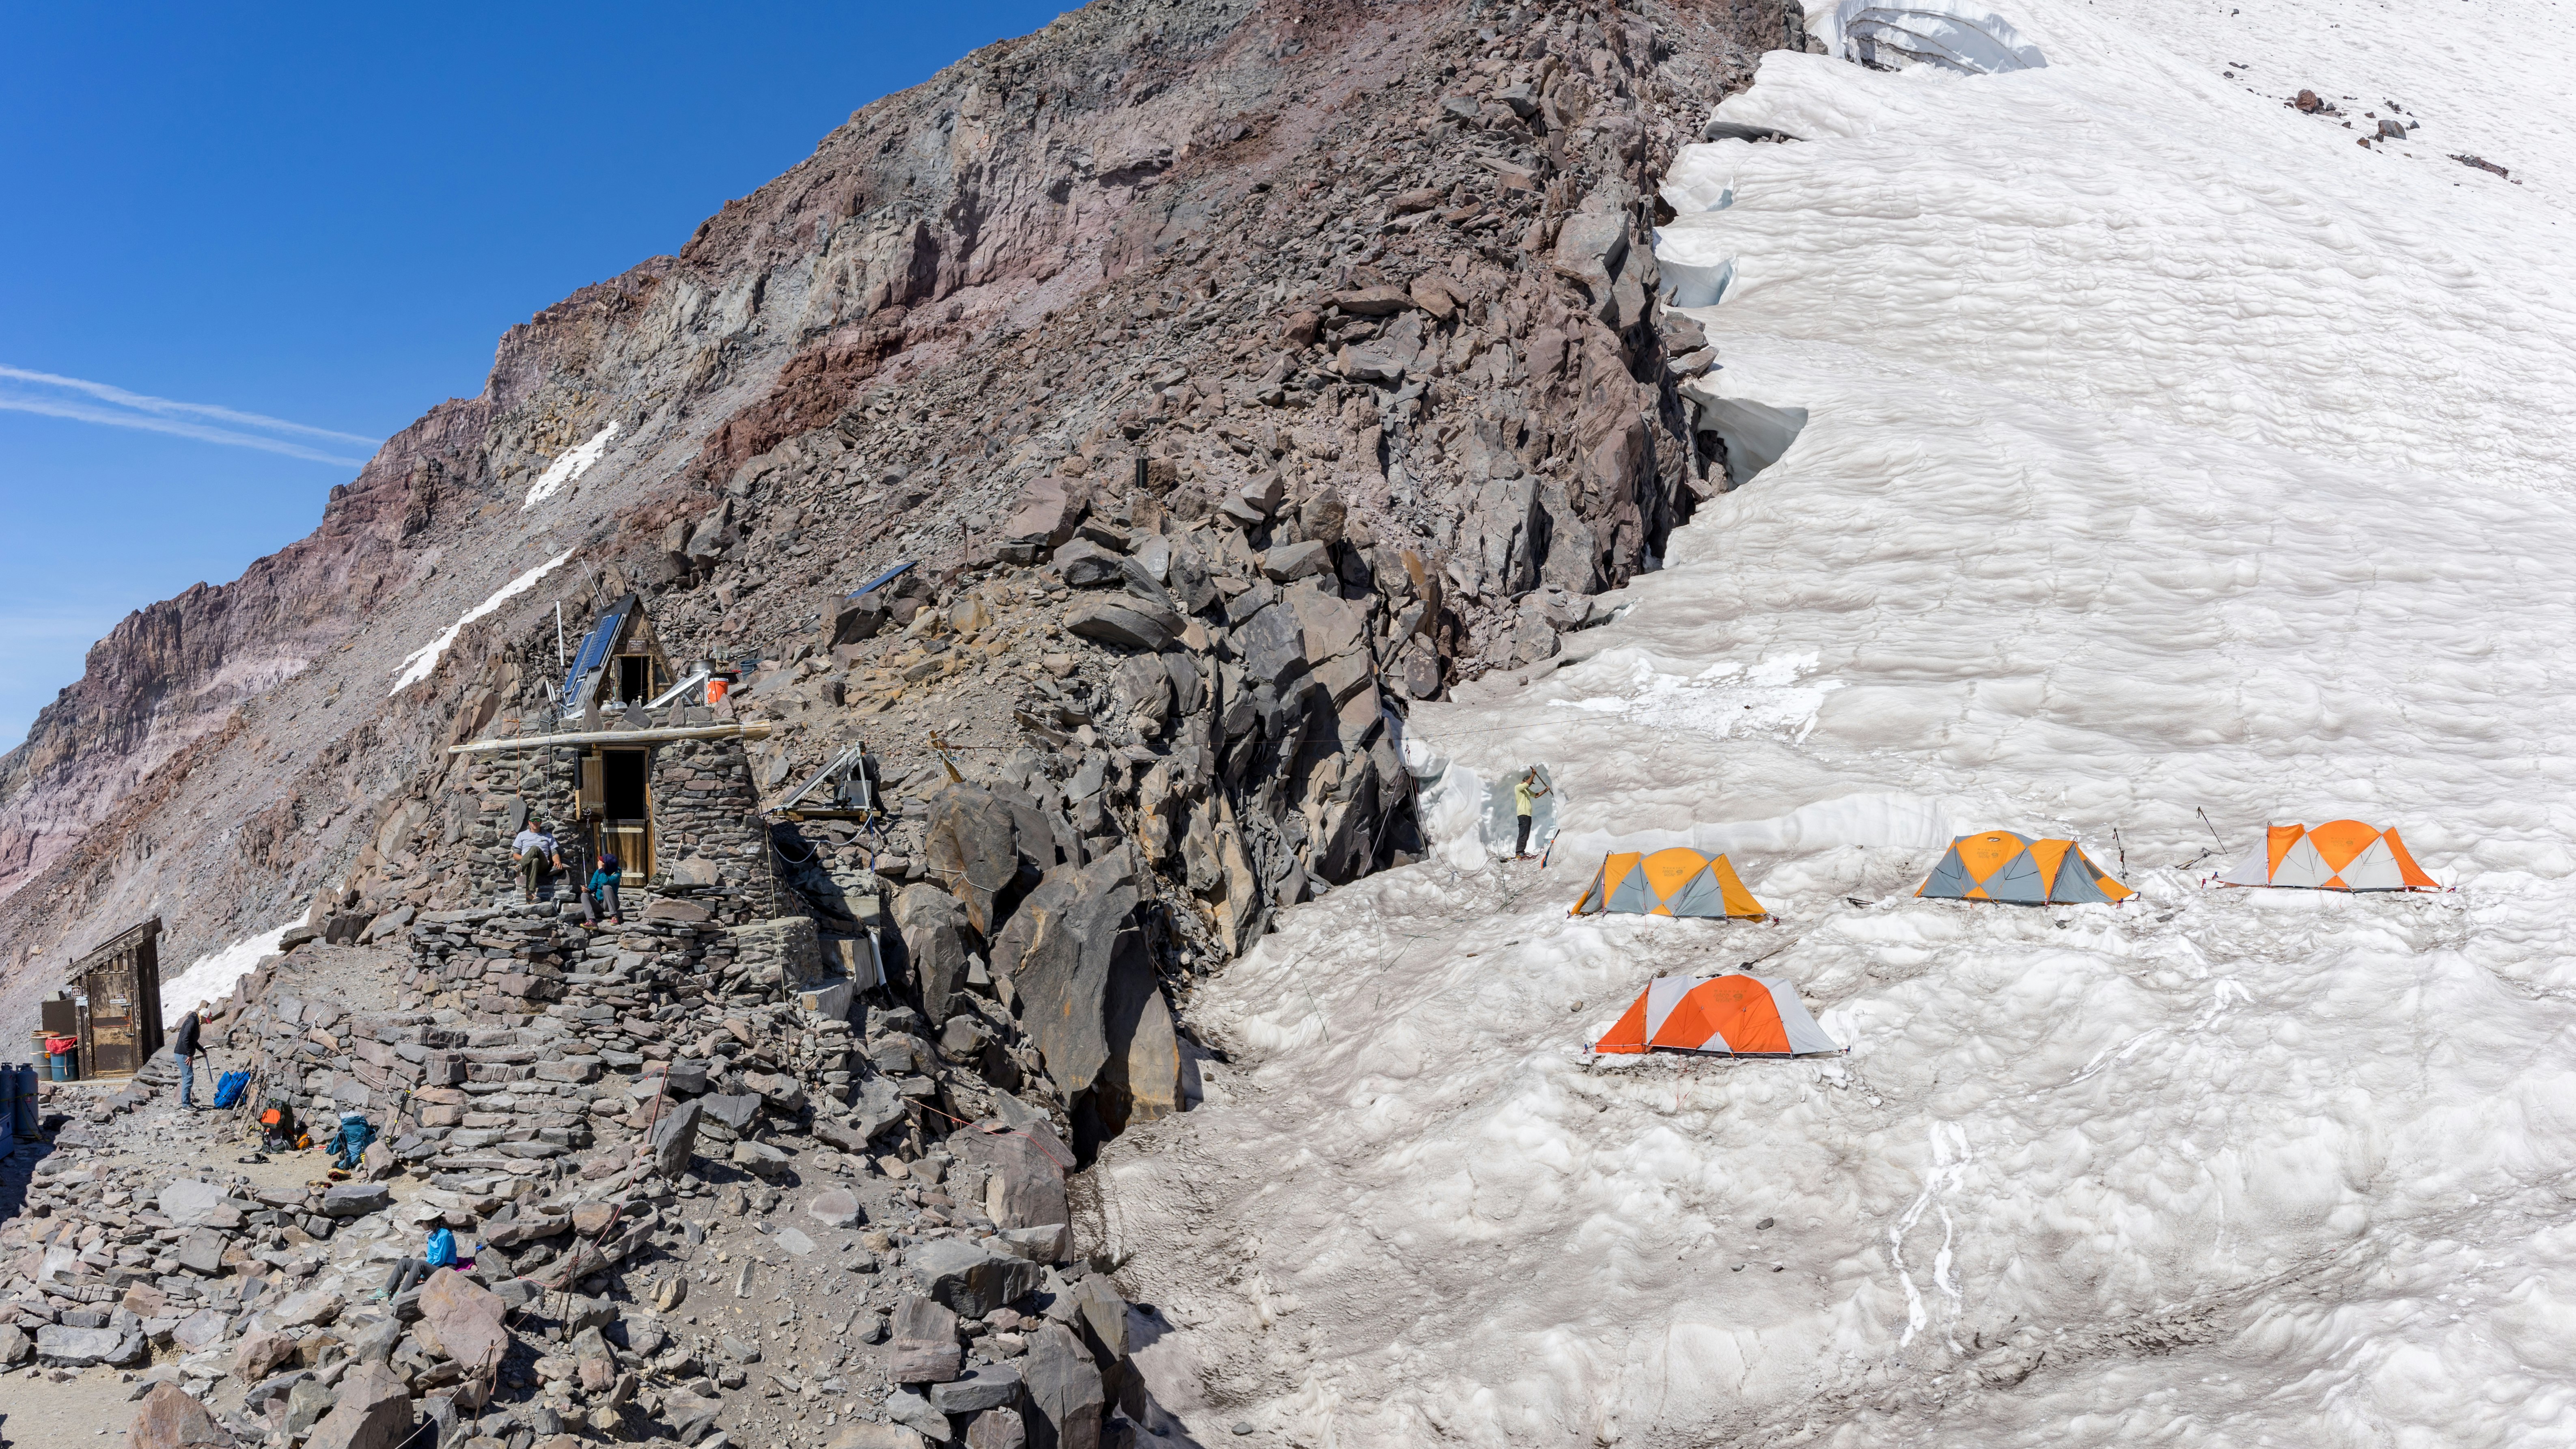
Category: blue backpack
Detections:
[
  {"x1": 211, "y1": 1070, "x2": 252, "y2": 1110},
  {"x1": 424, "y1": 1227, "x2": 457, "y2": 1269},
  {"x1": 330, "y1": 1113, "x2": 375, "y2": 1169}
]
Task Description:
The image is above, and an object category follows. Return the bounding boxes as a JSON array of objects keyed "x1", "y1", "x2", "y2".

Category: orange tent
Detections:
[
  {"x1": 1918, "y1": 830, "x2": 2134, "y2": 905},
  {"x1": 2218, "y1": 821, "x2": 2438, "y2": 891},
  {"x1": 1569, "y1": 848, "x2": 1768, "y2": 919},
  {"x1": 1591, "y1": 973, "x2": 1841, "y2": 1057}
]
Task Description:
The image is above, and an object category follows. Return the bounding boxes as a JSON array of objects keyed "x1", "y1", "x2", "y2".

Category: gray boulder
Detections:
[
  {"x1": 650, "y1": 1098, "x2": 705, "y2": 1178},
  {"x1": 966, "y1": 1407, "x2": 1028, "y2": 1449},
  {"x1": 953, "y1": 1128, "x2": 1069, "y2": 1239},
  {"x1": 1165, "y1": 536, "x2": 1218, "y2": 614},
  {"x1": 1020, "y1": 1322, "x2": 1106, "y2": 1449},
  {"x1": 699, "y1": 1093, "x2": 763, "y2": 1131},
  {"x1": 930, "y1": 1363, "x2": 1024, "y2": 1415},
  {"x1": 847, "y1": 1075, "x2": 911, "y2": 1140},
  {"x1": 731, "y1": 1140, "x2": 793, "y2": 1179},
  {"x1": 1002, "y1": 477, "x2": 1086, "y2": 559},
  {"x1": 169, "y1": 1307, "x2": 229, "y2": 1354},
  {"x1": 304, "y1": 1362, "x2": 411, "y2": 1449},
  {"x1": 742, "y1": 1069, "x2": 808, "y2": 1115},
  {"x1": 1261, "y1": 540, "x2": 1331, "y2": 582},
  {"x1": 1112, "y1": 656, "x2": 1172, "y2": 725},
  {"x1": 886, "y1": 1389, "x2": 955, "y2": 1441},
  {"x1": 911, "y1": 1238, "x2": 1042, "y2": 1319},
  {"x1": 1231, "y1": 603, "x2": 1306, "y2": 684},
  {"x1": 1053, "y1": 539, "x2": 1125, "y2": 588},
  {"x1": 821, "y1": 591, "x2": 892, "y2": 649},
  {"x1": 176, "y1": 1227, "x2": 227, "y2": 1276},
  {"x1": 127, "y1": 1381, "x2": 232, "y2": 1449},
  {"x1": 157, "y1": 1178, "x2": 226, "y2": 1227},
  {"x1": 893, "y1": 882, "x2": 976, "y2": 1026},
  {"x1": 321, "y1": 1182, "x2": 391, "y2": 1218},
  {"x1": 38, "y1": 1323, "x2": 147, "y2": 1367},
  {"x1": 1064, "y1": 600, "x2": 1183, "y2": 652},
  {"x1": 890, "y1": 1292, "x2": 962, "y2": 1384},
  {"x1": 1002, "y1": 852, "x2": 1182, "y2": 1132},
  {"x1": 1551, "y1": 208, "x2": 1631, "y2": 292},
  {"x1": 662, "y1": 1389, "x2": 724, "y2": 1442},
  {"x1": 805, "y1": 1187, "x2": 864, "y2": 1228},
  {"x1": 920, "y1": 791, "x2": 1021, "y2": 937}
]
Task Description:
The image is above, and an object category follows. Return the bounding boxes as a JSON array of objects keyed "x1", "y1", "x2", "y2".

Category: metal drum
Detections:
[{"x1": 12, "y1": 1061, "x2": 38, "y2": 1138}]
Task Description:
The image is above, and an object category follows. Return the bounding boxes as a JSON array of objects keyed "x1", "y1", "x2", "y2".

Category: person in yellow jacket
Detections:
[{"x1": 1513, "y1": 767, "x2": 1550, "y2": 859}]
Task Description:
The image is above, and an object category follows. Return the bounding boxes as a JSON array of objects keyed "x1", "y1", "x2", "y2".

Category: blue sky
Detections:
[{"x1": 0, "y1": 2, "x2": 1067, "y2": 748}]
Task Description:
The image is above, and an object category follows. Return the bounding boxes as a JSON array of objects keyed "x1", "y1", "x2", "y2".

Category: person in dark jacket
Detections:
[{"x1": 169, "y1": 1009, "x2": 202, "y2": 1110}]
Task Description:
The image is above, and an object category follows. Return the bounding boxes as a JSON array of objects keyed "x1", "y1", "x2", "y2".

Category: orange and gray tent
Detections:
[
  {"x1": 1917, "y1": 830, "x2": 2134, "y2": 905},
  {"x1": 1570, "y1": 848, "x2": 1768, "y2": 919},
  {"x1": 2218, "y1": 821, "x2": 2438, "y2": 891},
  {"x1": 1592, "y1": 974, "x2": 1841, "y2": 1057}
]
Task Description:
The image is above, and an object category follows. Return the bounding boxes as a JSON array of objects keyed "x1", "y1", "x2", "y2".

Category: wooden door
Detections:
[
  {"x1": 601, "y1": 748, "x2": 653, "y2": 880},
  {"x1": 82, "y1": 966, "x2": 139, "y2": 1078}
]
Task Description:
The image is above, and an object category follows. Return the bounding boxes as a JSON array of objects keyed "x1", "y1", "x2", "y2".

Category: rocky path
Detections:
[{"x1": 2, "y1": 910, "x2": 1188, "y2": 1449}]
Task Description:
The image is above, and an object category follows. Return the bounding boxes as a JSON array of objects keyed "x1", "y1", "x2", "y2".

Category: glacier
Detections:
[{"x1": 1098, "y1": 0, "x2": 2576, "y2": 1444}]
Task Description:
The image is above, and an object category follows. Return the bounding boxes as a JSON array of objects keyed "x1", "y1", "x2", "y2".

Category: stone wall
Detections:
[{"x1": 456, "y1": 706, "x2": 774, "y2": 918}]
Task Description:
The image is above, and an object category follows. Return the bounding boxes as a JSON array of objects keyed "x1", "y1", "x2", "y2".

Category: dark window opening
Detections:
[
  {"x1": 618, "y1": 655, "x2": 651, "y2": 703},
  {"x1": 603, "y1": 750, "x2": 648, "y2": 819}
]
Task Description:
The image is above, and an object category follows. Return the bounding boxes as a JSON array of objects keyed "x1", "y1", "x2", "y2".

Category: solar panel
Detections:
[
  {"x1": 560, "y1": 597, "x2": 633, "y2": 707},
  {"x1": 848, "y1": 560, "x2": 916, "y2": 599}
]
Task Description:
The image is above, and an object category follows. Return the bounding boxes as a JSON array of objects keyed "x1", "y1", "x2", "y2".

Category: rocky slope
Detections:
[{"x1": 0, "y1": 0, "x2": 1792, "y2": 1047}]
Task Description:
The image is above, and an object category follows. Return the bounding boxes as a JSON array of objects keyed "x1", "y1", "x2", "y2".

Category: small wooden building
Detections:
[{"x1": 62, "y1": 917, "x2": 166, "y2": 1079}]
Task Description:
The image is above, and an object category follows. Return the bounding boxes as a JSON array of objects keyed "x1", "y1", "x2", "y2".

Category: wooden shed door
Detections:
[
  {"x1": 602, "y1": 748, "x2": 652, "y2": 880},
  {"x1": 82, "y1": 968, "x2": 138, "y2": 1077}
]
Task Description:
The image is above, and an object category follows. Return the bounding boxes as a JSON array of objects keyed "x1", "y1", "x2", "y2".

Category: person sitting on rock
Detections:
[
  {"x1": 511, "y1": 820, "x2": 561, "y2": 901},
  {"x1": 584, "y1": 849, "x2": 624, "y2": 927}
]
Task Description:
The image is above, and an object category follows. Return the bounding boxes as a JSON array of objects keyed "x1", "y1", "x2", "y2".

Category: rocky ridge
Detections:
[{"x1": 0, "y1": 0, "x2": 1789, "y2": 1042}]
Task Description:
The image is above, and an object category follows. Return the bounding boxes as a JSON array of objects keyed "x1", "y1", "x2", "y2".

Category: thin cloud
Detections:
[
  {"x1": 0, "y1": 364, "x2": 380, "y2": 466},
  {"x1": 0, "y1": 393, "x2": 372, "y2": 466}
]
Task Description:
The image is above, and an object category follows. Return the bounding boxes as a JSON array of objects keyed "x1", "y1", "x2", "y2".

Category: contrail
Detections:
[
  {"x1": 0, "y1": 363, "x2": 382, "y2": 465},
  {"x1": 0, "y1": 396, "x2": 373, "y2": 466}
]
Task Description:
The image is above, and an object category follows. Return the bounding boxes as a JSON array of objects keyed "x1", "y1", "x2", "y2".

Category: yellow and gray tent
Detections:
[
  {"x1": 1918, "y1": 830, "x2": 2134, "y2": 905},
  {"x1": 1571, "y1": 848, "x2": 1769, "y2": 919}
]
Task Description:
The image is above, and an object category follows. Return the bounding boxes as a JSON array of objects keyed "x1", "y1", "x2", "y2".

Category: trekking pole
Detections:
[{"x1": 2196, "y1": 808, "x2": 2225, "y2": 851}]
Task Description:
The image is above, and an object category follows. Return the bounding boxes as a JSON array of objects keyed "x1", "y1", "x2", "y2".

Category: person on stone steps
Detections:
[
  {"x1": 583, "y1": 849, "x2": 624, "y2": 927},
  {"x1": 511, "y1": 820, "x2": 561, "y2": 902},
  {"x1": 169, "y1": 1008, "x2": 202, "y2": 1110},
  {"x1": 1514, "y1": 767, "x2": 1550, "y2": 860}
]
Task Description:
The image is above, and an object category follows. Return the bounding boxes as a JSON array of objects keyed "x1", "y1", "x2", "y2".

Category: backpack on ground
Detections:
[
  {"x1": 211, "y1": 1070, "x2": 252, "y2": 1110},
  {"x1": 329, "y1": 1112, "x2": 375, "y2": 1170},
  {"x1": 260, "y1": 1094, "x2": 299, "y2": 1150}
]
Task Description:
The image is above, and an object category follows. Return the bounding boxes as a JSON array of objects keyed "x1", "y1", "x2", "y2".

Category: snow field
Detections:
[
  {"x1": 521, "y1": 422, "x2": 620, "y2": 510},
  {"x1": 1097, "y1": 1, "x2": 2576, "y2": 1444},
  {"x1": 160, "y1": 921, "x2": 293, "y2": 1019},
  {"x1": 388, "y1": 548, "x2": 576, "y2": 694}
]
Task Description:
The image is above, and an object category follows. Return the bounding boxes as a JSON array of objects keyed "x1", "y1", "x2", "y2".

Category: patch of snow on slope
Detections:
[
  {"x1": 1095, "y1": 2, "x2": 2576, "y2": 1445},
  {"x1": 162, "y1": 923, "x2": 292, "y2": 1017},
  {"x1": 520, "y1": 423, "x2": 619, "y2": 510},
  {"x1": 388, "y1": 549, "x2": 576, "y2": 695}
]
